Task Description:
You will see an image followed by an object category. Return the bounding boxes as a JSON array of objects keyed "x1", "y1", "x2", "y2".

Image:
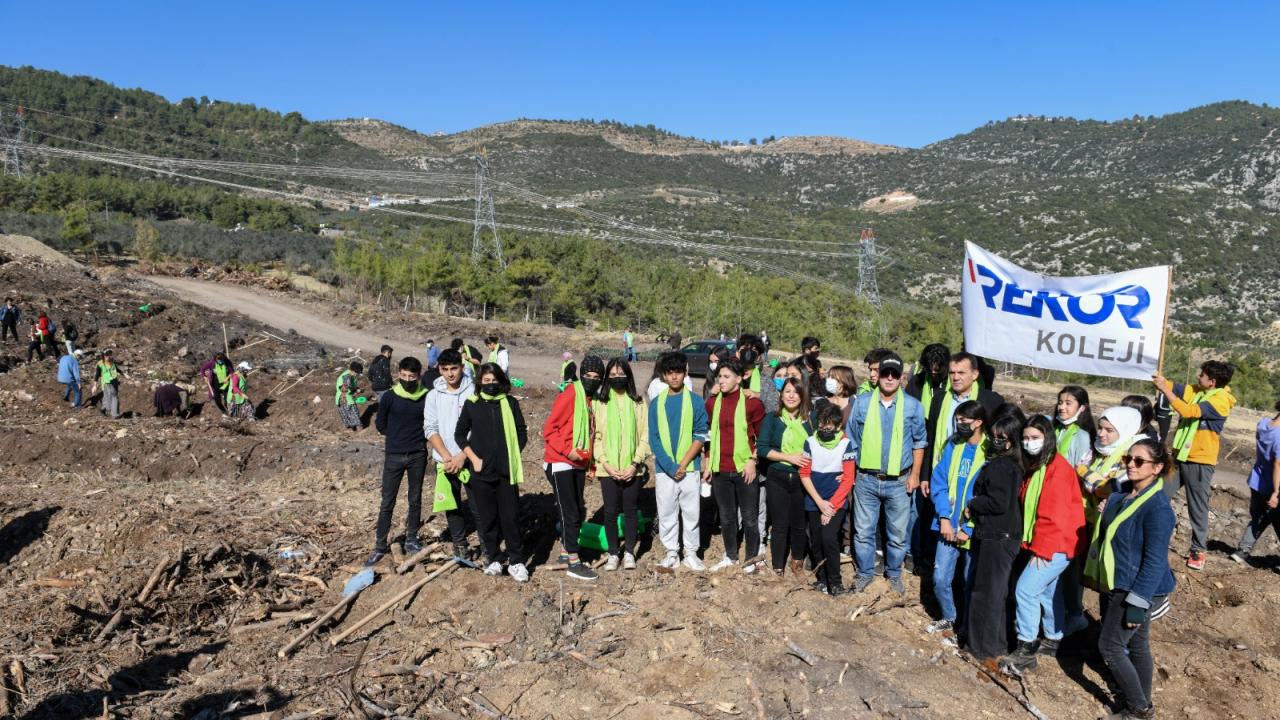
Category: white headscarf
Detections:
[{"x1": 1097, "y1": 406, "x2": 1142, "y2": 455}]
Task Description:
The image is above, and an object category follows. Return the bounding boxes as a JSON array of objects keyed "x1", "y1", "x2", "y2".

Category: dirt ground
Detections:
[{"x1": 2, "y1": 256, "x2": 1279, "y2": 720}]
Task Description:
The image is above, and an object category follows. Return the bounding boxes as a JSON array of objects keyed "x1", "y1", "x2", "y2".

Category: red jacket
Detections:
[
  {"x1": 1020, "y1": 454, "x2": 1087, "y2": 559},
  {"x1": 704, "y1": 389, "x2": 765, "y2": 473},
  {"x1": 37, "y1": 316, "x2": 52, "y2": 338},
  {"x1": 542, "y1": 384, "x2": 592, "y2": 469}
]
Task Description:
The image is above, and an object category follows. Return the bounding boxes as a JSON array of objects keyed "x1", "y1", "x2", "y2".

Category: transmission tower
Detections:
[
  {"x1": 1, "y1": 106, "x2": 25, "y2": 178},
  {"x1": 856, "y1": 227, "x2": 882, "y2": 307},
  {"x1": 471, "y1": 152, "x2": 504, "y2": 267}
]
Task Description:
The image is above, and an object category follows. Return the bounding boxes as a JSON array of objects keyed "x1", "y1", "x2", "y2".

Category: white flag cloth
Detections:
[{"x1": 961, "y1": 242, "x2": 1170, "y2": 381}]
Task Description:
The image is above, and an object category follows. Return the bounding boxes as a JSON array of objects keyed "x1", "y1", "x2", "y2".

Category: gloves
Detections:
[{"x1": 1123, "y1": 603, "x2": 1148, "y2": 627}]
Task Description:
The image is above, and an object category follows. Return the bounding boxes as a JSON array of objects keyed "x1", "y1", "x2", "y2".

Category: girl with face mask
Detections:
[
  {"x1": 811, "y1": 365, "x2": 857, "y2": 427},
  {"x1": 926, "y1": 400, "x2": 987, "y2": 636},
  {"x1": 1002, "y1": 415, "x2": 1088, "y2": 673},
  {"x1": 543, "y1": 355, "x2": 605, "y2": 581},
  {"x1": 593, "y1": 358, "x2": 651, "y2": 571},
  {"x1": 455, "y1": 363, "x2": 530, "y2": 583}
]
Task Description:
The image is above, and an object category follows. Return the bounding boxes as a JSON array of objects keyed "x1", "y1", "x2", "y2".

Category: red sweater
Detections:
[
  {"x1": 1020, "y1": 454, "x2": 1087, "y2": 559},
  {"x1": 542, "y1": 384, "x2": 592, "y2": 469},
  {"x1": 704, "y1": 389, "x2": 765, "y2": 473}
]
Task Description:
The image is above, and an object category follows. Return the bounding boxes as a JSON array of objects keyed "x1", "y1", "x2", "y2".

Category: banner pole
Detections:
[{"x1": 1155, "y1": 266, "x2": 1173, "y2": 377}]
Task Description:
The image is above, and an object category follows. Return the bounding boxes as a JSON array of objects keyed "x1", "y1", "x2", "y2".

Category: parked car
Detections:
[{"x1": 681, "y1": 339, "x2": 736, "y2": 377}]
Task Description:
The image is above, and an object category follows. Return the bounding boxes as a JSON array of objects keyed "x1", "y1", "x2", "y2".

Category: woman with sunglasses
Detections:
[{"x1": 1084, "y1": 438, "x2": 1175, "y2": 720}]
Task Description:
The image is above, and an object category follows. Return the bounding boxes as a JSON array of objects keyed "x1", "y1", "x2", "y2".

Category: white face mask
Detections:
[
  {"x1": 709, "y1": 362, "x2": 718, "y2": 373},
  {"x1": 824, "y1": 378, "x2": 841, "y2": 395},
  {"x1": 1023, "y1": 439, "x2": 1045, "y2": 455},
  {"x1": 1095, "y1": 437, "x2": 1121, "y2": 456},
  {"x1": 1059, "y1": 409, "x2": 1081, "y2": 425}
]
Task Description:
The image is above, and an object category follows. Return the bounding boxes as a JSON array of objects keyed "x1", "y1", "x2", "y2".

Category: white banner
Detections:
[{"x1": 961, "y1": 242, "x2": 1170, "y2": 381}]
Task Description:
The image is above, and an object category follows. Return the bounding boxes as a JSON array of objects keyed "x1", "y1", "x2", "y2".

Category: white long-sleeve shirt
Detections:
[{"x1": 422, "y1": 374, "x2": 475, "y2": 462}]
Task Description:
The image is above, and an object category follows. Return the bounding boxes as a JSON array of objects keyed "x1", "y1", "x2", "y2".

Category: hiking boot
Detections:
[
  {"x1": 853, "y1": 576, "x2": 875, "y2": 594},
  {"x1": 1001, "y1": 640, "x2": 1040, "y2": 674},
  {"x1": 828, "y1": 582, "x2": 847, "y2": 596},
  {"x1": 682, "y1": 554, "x2": 706, "y2": 572},
  {"x1": 812, "y1": 580, "x2": 829, "y2": 595},
  {"x1": 404, "y1": 538, "x2": 422, "y2": 556},
  {"x1": 453, "y1": 543, "x2": 472, "y2": 562},
  {"x1": 363, "y1": 550, "x2": 387, "y2": 567},
  {"x1": 709, "y1": 556, "x2": 736, "y2": 573},
  {"x1": 605, "y1": 555, "x2": 620, "y2": 572},
  {"x1": 483, "y1": 561, "x2": 503, "y2": 576},
  {"x1": 927, "y1": 619, "x2": 954, "y2": 634},
  {"x1": 567, "y1": 562, "x2": 598, "y2": 581},
  {"x1": 658, "y1": 551, "x2": 680, "y2": 569},
  {"x1": 508, "y1": 563, "x2": 529, "y2": 583},
  {"x1": 1037, "y1": 638, "x2": 1061, "y2": 657},
  {"x1": 622, "y1": 552, "x2": 637, "y2": 570},
  {"x1": 888, "y1": 576, "x2": 906, "y2": 595},
  {"x1": 1186, "y1": 550, "x2": 1205, "y2": 570}
]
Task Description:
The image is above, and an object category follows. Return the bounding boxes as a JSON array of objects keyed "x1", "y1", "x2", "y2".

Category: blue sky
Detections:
[{"x1": 3, "y1": 2, "x2": 1277, "y2": 148}]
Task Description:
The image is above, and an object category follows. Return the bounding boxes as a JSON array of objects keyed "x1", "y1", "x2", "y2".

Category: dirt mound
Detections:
[{"x1": 0, "y1": 234, "x2": 86, "y2": 270}]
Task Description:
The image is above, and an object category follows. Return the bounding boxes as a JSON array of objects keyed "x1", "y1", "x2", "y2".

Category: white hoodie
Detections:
[{"x1": 423, "y1": 373, "x2": 475, "y2": 462}]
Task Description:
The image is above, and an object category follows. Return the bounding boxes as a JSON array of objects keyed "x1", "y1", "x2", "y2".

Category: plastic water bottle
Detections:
[{"x1": 279, "y1": 550, "x2": 306, "y2": 560}]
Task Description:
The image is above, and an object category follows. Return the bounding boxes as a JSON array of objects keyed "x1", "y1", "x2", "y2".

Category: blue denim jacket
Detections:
[{"x1": 1099, "y1": 484, "x2": 1177, "y2": 608}]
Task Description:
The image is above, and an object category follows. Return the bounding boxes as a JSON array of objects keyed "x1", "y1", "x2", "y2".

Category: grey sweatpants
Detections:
[
  {"x1": 102, "y1": 382, "x2": 120, "y2": 419},
  {"x1": 656, "y1": 471, "x2": 701, "y2": 556},
  {"x1": 1166, "y1": 461, "x2": 1214, "y2": 553}
]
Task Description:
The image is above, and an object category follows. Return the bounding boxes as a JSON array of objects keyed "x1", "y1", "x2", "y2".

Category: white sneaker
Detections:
[
  {"x1": 659, "y1": 551, "x2": 680, "y2": 569},
  {"x1": 605, "y1": 555, "x2": 620, "y2": 572},
  {"x1": 683, "y1": 554, "x2": 706, "y2": 572},
  {"x1": 622, "y1": 552, "x2": 637, "y2": 570},
  {"x1": 484, "y1": 561, "x2": 503, "y2": 576},
  {"x1": 710, "y1": 556, "x2": 736, "y2": 573},
  {"x1": 508, "y1": 563, "x2": 529, "y2": 583},
  {"x1": 743, "y1": 560, "x2": 763, "y2": 575}
]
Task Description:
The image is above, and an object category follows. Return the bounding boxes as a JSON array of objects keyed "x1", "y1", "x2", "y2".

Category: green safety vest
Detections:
[
  {"x1": 488, "y1": 344, "x2": 504, "y2": 364},
  {"x1": 213, "y1": 362, "x2": 229, "y2": 390},
  {"x1": 335, "y1": 370, "x2": 356, "y2": 405},
  {"x1": 98, "y1": 361, "x2": 119, "y2": 385},
  {"x1": 226, "y1": 371, "x2": 247, "y2": 404},
  {"x1": 933, "y1": 386, "x2": 979, "y2": 464},
  {"x1": 656, "y1": 388, "x2": 695, "y2": 472},
  {"x1": 860, "y1": 393, "x2": 906, "y2": 475},
  {"x1": 1084, "y1": 438, "x2": 1138, "y2": 524},
  {"x1": 1056, "y1": 423, "x2": 1080, "y2": 458},
  {"x1": 1021, "y1": 464, "x2": 1049, "y2": 544},
  {"x1": 1083, "y1": 479, "x2": 1165, "y2": 591},
  {"x1": 1171, "y1": 387, "x2": 1223, "y2": 462},
  {"x1": 709, "y1": 391, "x2": 751, "y2": 473},
  {"x1": 946, "y1": 441, "x2": 986, "y2": 549}
]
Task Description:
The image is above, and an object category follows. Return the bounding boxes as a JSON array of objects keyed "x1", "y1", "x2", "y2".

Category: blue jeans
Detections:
[
  {"x1": 909, "y1": 487, "x2": 936, "y2": 566},
  {"x1": 1015, "y1": 551, "x2": 1071, "y2": 641},
  {"x1": 625, "y1": 347, "x2": 637, "y2": 362},
  {"x1": 933, "y1": 539, "x2": 973, "y2": 622},
  {"x1": 63, "y1": 381, "x2": 82, "y2": 407},
  {"x1": 854, "y1": 473, "x2": 910, "y2": 579}
]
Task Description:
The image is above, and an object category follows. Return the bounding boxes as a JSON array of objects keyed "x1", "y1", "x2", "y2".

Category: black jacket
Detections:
[
  {"x1": 368, "y1": 355, "x2": 393, "y2": 392},
  {"x1": 967, "y1": 454, "x2": 1023, "y2": 540},
  {"x1": 375, "y1": 388, "x2": 427, "y2": 454},
  {"x1": 455, "y1": 395, "x2": 528, "y2": 478}
]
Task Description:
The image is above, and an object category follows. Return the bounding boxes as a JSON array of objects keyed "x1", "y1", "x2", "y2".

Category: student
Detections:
[
  {"x1": 623, "y1": 327, "x2": 637, "y2": 362},
  {"x1": 451, "y1": 338, "x2": 481, "y2": 378},
  {"x1": 485, "y1": 335, "x2": 510, "y2": 373},
  {"x1": 367, "y1": 357, "x2": 429, "y2": 565},
  {"x1": 856, "y1": 348, "x2": 891, "y2": 396},
  {"x1": 335, "y1": 361, "x2": 364, "y2": 430},
  {"x1": 645, "y1": 356, "x2": 693, "y2": 400},
  {"x1": 649, "y1": 352, "x2": 709, "y2": 571},
  {"x1": 368, "y1": 345, "x2": 394, "y2": 400},
  {"x1": 94, "y1": 350, "x2": 122, "y2": 419},
  {"x1": 1085, "y1": 439, "x2": 1176, "y2": 720},
  {"x1": 425, "y1": 338, "x2": 440, "y2": 370},
  {"x1": 1231, "y1": 400, "x2": 1280, "y2": 566},
  {"x1": 705, "y1": 357, "x2": 766, "y2": 573},
  {"x1": 910, "y1": 343, "x2": 952, "y2": 577},
  {"x1": 25, "y1": 320, "x2": 45, "y2": 362},
  {"x1": 0, "y1": 297, "x2": 18, "y2": 343},
  {"x1": 226, "y1": 361, "x2": 254, "y2": 420},
  {"x1": 62, "y1": 322, "x2": 79, "y2": 355},
  {"x1": 455, "y1": 363, "x2": 529, "y2": 582},
  {"x1": 1121, "y1": 394, "x2": 1157, "y2": 440},
  {"x1": 1054, "y1": 386, "x2": 1097, "y2": 468},
  {"x1": 907, "y1": 343, "x2": 951, "y2": 420},
  {"x1": 200, "y1": 353, "x2": 232, "y2": 416},
  {"x1": 759, "y1": 376, "x2": 812, "y2": 577},
  {"x1": 964, "y1": 413, "x2": 1025, "y2": 665},
  {"x1": 593, "y1": 358, "x2": 650, "y2": 571},
  {"x1": 927, "y1": 400, "x2": 987, "y2": 636},
  {"x1": 1003, "y1": 415, "x2": 1087, "y2": 672},
  {"x1": 57, "y1": 348, "x2": 83, "y2": 408},
  {"x1": 846, "y1": 352, "x2": 927, "y2": 594},
  {"x1": 813, "y1": 365, "x2": 857, "y2": 427},
  {"x1": 36, "y1": 312, "x2": 57, "y2": 358},
  {"x1": 1155, "y1": 362, "x2": 1237, "y2": 570},
  {"x1": 800, "y1": 336, "x2": 822, "y2": 371},
  {"x1": 559, "y1": 352, "x2": 577, "y2": 390},
  {"x1": 543, "y1": 355, "x2": 603, "y2": 579},
  {"x1": 424, "y1": 349, "x2": 479, "y2": 561},
  {"x1": 800, "y1": 403, "x2": 855, "y2": 594}
]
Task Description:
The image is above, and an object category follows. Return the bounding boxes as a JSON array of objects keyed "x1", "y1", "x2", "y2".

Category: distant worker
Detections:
[
  {"x1": 486, "y1": 335, "x2": 510, "y2": 373},
  {"x1": 94, "y1": 349, "x2": 122, "y2": 419},
  {"x1": 199, "y1": 352, "x2": 232, "y2": 415},
  {"x1": 226, "y1": 361, "x2": 254, "y2": 420},
  {"x1": 623, "y1": 327, "x2": 637, "y2": 362},
  {"x1": 369, "y1": 345, "x2": 394, "y2": 401},
  {"x1": 37, "y1": 312, "x2": 58, "y2": 358},
  {"x1": 336, "y1": 361, "x2": 364, "y2": 430},
  {"x1": 26, "y1": 319, "x2": 45, "y2": 362},
  {"x1": 761, "y1": 330, "x2": 771, "y2": 362},
  {"x1": 0, "y1": 297, "x2": 20, "y2": 343},
  {"x1": 153, "y1": 383, "x2": 188, "y2": 418},
  {"x1": 58, "y1": 348, "x2": 83, "y2": 408},
  {"x1": 62, "y1": 322, "x2": 79, "y2": 355},
  {"x1": 559, "y1": 351, "x2": 577, "y2": 390},
  {"x1": 425, "y1": 338, "x2": 440, "y2": 370}
]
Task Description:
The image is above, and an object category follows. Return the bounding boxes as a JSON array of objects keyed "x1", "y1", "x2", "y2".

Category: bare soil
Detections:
[{"x1": 2, "y1": 256, "x2": 1279, "y2": 720}]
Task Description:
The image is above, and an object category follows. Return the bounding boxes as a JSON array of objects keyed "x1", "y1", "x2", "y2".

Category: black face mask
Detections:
[
  {"x1": 581, "y1": 377, "x2": 602, "y2": 395},
  {"x1": 608, "y1": 377, "x2": 630, "y2": 392},
  {"x1": 740, "y1": 349, "x2": 759, "y2": 365},
  {"x1": 817, "y1": 428, "x2": 838, "y2": 442},
  {"x1": 480, "y1": 383, "x2": 502, "y2": 396},
  {"x1": 400, "y1": 380, "x2": 419, "y2": 394},
  {"x1": 954, "y1": 422, "x2": 975, "y2": 440},
  {"x1": 990, "y1": 436, "x2": 1011, "y2": 453}
]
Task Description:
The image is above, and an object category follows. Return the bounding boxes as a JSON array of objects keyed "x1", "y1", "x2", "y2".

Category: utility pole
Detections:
[
  {"x1": 856, "y1": 227, "x2": 882, "y2": 308},
  {"x1": 1, "y1": 106, "x2": 25, "y2": 178},
  {"x1": 471, "y1": 151, "x2": 504, "y2": 267}
]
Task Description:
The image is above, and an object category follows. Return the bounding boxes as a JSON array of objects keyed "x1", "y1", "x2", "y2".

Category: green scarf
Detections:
[
  {"x1": 392, "y1": 381, "x2": 427, "y2": 401},
  {"x1": 1172, "y1": 387, "x2": 1223, "y2": 462},
  {"x1": 1084, "y1": 437, "x2": 1138, "y2": 524},
  {"x1": 473, "y1": 392, "x2": 523, "y2": 485},
  {"x1": 947, "y1": 440, "x2": 986, "y2": 549},
  {"x1": 570, "y1": 381, "x2": 591, "y2": 451},
  {"x1": 709, "y1": 391, "x2": 751, "y2": 473},
  {"x1": 860, "y1": 392, "x2": 906, "y2": 475},
  {"x1": 779, "y1": 411, "x2": 809, "y2": 457},
  {"x1": 656, "y1": 388, "x2": 694, "y2": 472},
  {"x1": 1055, "y1": 423, "x2": 1080, "y2": 458},
  {"x1": 1084, "y1": 479, "x2": 1165, "y2": 591},
  {"x1": 604, "y1": 392, "x2": 639, "y2": 469},
  {"x1": 1021, "y1": 464, "x2": 1049, "y2": 544}
]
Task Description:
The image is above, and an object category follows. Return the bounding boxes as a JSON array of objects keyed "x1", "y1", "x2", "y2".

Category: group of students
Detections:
[
  {"x1": 2, "y1": 297, "x2": 80, "y2": 362},
  {"x1": 197, "y1": 352, "x2": 255, "y2": 419}
]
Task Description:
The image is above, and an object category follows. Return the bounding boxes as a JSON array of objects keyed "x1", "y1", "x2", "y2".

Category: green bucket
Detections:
[{"x1": 578, "y1": 510, "x2": 650, "y2": 552}]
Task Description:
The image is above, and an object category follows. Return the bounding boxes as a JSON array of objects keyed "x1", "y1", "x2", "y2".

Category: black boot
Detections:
[
  {"x1": 1036, "y1": 637, "x2": 1060, "y2": 657},
  {"x1": 1000, "y1": 640, "x2": 1039, "y2": 674}
]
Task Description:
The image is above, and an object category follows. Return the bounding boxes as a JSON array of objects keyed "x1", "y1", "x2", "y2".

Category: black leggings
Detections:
[
  {"x1": 547, "y1": 465, "x2": 587, "y2": 555},
  {"x1": 968, "y1": 534, "x2": 1019, "y2": 660},
  {"x1": 468, "y1": 473, "x2": 524, "y2": 565},
  {"x1": 600, "y1": 475, "x2": 642, "y2": 555},
  {"x1": 766, "y1": 466, "x2": 808, "y2": 570},
  {"x1": 712, "y1": 472, "x2": 760, "y2": 562},
  {"x1": 809, "y1": 507, "x2": 847, "y2": 588}
]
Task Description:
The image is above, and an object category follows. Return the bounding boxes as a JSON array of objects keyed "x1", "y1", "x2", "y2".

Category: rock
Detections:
[
  {"x1": 177, "y1": 345, "x2": 189, "y2": 358},
  {"x1": 313, "y1": 396, "x2": 322, "y2": 404},
  {"x1": 18, "y1": 391, "x2": 33, "y2": 401},
  {"x1": 114, "y1": 428, "x2": 128, "y2": 439},
  {"x1": 286, "y1": 369, "x2": 299, "y2": 378}
]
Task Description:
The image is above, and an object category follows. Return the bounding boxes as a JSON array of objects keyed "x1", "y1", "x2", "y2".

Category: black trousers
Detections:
[
  {"x1": 375, "y1": 450, "x2": 426, "y2": 552},
  {"x1": 26, "y1": 339, "x2": 43, "y2": 361},
  {"x1": 809, "y1": 507, "x2": 847, "y2": 589},
  {"x1": 1099, "y1": 590, "x2": 1161, "y2": 713},
  {"x1": 767, "y1": 466, "x2": 808, "y2": 570},
  {"x1": 968, "y1": 534, "x2": 1020, "y2": 660},
  {"x1": 712, "y1": 472, "x2": 760, "y2": 562},
  {"x1": 547, "y1": 465, "x2": 587, "y2": 555},
  {"x1": 600, "y1": 475, "x2": 642, "y2": 555},
  {"x1": 438, "y1": 468, "x2": 472, "y2": 547},
  {"x1": 469, "y1": 472, "x2": 524, "y2": 564},
  {"x1": 1, "y1": 320, "x2": 16, "y2": 342}
]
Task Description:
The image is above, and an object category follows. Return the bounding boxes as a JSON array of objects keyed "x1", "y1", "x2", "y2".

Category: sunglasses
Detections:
[
  {"x1": 879, "y1": 369, "x2": 902, "y2": 379},
  {"x1": 1121, "y1": 455, "x2": 1153, "y2": 468}
]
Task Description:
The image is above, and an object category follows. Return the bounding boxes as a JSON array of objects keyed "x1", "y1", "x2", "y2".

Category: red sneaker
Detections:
[{"x1": 1186, "y1": 550, "x2": 1206, "y2": 570}]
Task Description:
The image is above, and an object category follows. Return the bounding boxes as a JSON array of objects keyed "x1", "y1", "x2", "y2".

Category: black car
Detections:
[{"x1": 681, "y1": 340, "x2": 736, "y2": 377}]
